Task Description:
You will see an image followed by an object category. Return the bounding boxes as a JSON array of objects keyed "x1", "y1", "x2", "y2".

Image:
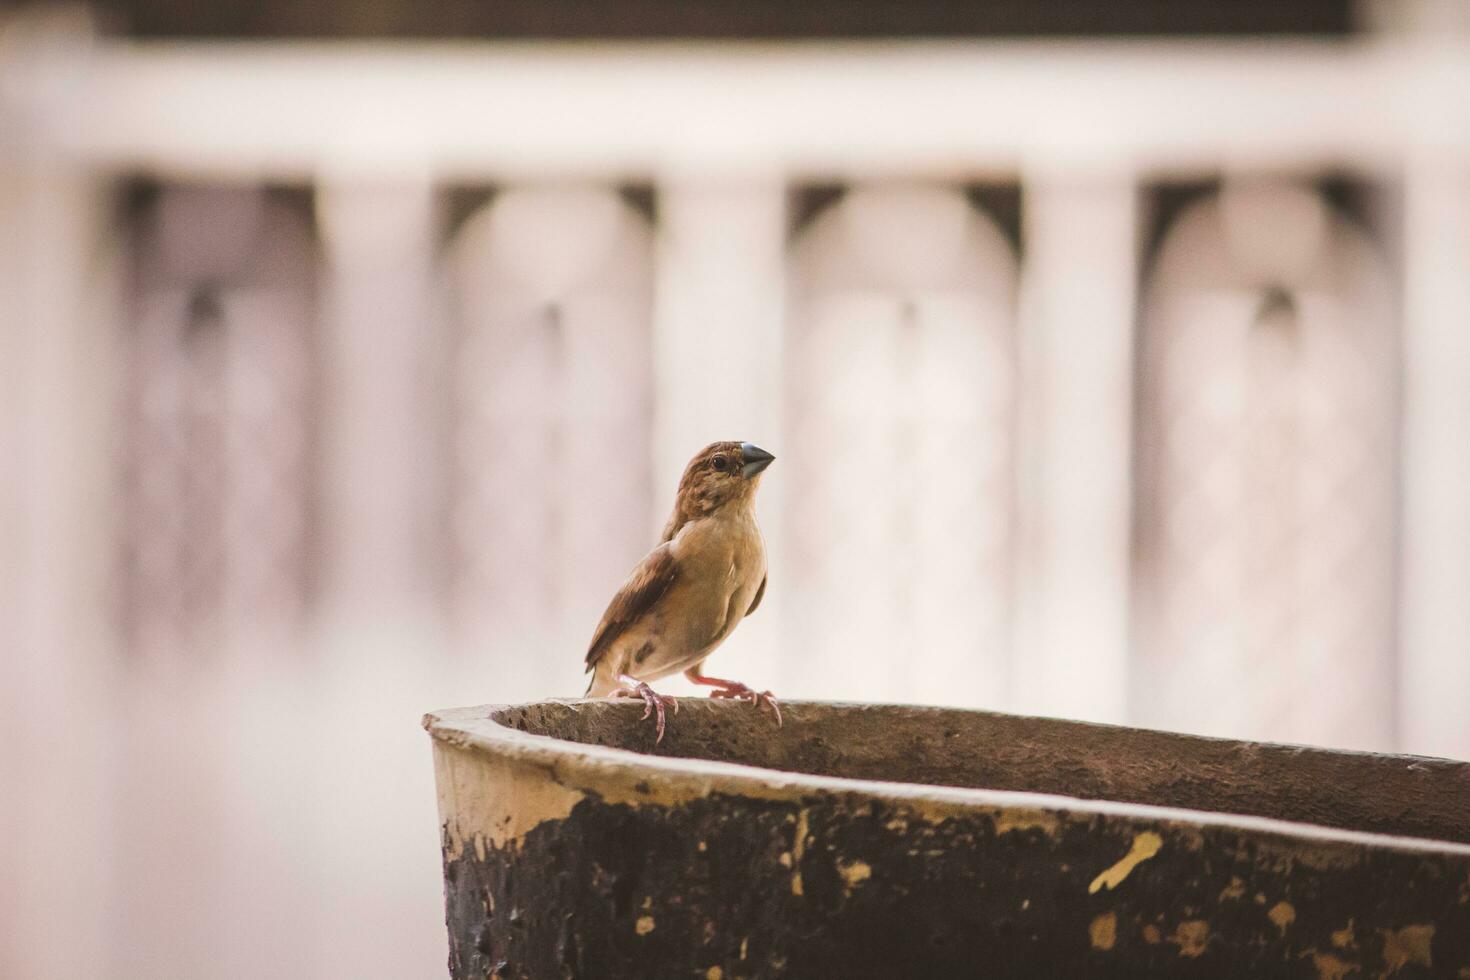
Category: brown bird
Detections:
[{"x1": 584, "y1": 441, "x2": 778, "y2": 741}]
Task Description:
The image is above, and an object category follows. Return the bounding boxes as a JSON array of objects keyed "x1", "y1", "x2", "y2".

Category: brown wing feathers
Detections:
[{"x1": 584, "y1": 545, "x2": 678, "y2": 670}]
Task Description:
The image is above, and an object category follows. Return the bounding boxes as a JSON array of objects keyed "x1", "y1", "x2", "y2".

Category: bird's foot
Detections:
[
  {"x1": 614, "y1": 679, "x2": 678, "y2": 743},
  {"x1": 708, "y1": 682, "x2": 782, "y2": 728}
]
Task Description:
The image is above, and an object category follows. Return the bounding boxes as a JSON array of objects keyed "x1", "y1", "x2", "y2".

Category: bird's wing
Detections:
[
  {"x1": 585, "y1": 544, "x2": 679, "y2": 671},
  {"x1": 745, "y1": 574, "x2": 767, "y2": 617}
]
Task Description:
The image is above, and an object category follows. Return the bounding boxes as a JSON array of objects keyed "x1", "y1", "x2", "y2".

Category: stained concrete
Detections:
[{"x1": 426, "y1": 700, "x2": 1470, "y2": 979}]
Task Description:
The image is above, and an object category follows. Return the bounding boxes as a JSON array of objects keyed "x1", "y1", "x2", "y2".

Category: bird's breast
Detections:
[{"x1": 666, "y1": 514, "x2": 764, "y2": 634}]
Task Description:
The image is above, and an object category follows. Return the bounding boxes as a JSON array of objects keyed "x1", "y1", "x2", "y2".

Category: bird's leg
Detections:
[
  {"x1": 613, "y1": 674, "x2": 678, "y2": 743},
  {"x1": 684, "y1": 667, "x2": 782, "y2": 728}
]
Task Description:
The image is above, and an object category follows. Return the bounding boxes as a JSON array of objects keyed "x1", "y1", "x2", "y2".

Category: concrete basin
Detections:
[{"x1": 424, "y1": 700, "x2": 1470, "y2": 979}]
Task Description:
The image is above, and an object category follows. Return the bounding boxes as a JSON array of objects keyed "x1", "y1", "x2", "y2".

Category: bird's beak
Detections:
[{"x1": 740, "y1": 443, "x2": 775, "y2": 478}]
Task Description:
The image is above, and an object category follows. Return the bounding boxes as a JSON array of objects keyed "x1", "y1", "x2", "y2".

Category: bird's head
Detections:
[{"x1": 672, "y1": 441, "x2": 776, "y2": 518}]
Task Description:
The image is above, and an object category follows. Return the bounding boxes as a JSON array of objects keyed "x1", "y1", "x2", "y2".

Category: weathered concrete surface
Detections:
[{"x1": 425, "y1": 700, "x2": 1470, "y2": 979}]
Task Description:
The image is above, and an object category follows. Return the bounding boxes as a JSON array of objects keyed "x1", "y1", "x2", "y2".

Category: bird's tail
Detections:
[{"x1": 585, "y1": 667, "x2": 618, "y2": 699}]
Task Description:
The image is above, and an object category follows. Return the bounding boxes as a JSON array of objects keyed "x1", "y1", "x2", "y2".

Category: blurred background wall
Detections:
[{"x1": 3, "y1": 0, "x2": 1470, "y2": 976}]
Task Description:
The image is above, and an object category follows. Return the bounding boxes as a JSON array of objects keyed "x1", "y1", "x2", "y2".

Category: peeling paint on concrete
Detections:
[
  {"x1": 1089, "y1": 831, "x2": 1163, "y2": 893},
  {"x1": 1170, "y1": 920, "x2": 1210, "y2": 958},
  {"x1": 837, "y1": 858, "x2": 871, "y2": 891},
  {"x1": 1268, "y1": 901, "x2": 1296, "y2": 936},
  {"x1": 1307, "y1": 949, "x2": 1355, "y2": 980},
  {"x1": 1379, "y1": 924, "x2": 1433, "y2": 973},
  {"x1": 991, "y1": 807, "x2": 1061, "y2": 837},
  {"x1": 434, "y1": 742, "x2": 585, "y2": 855},
  {"x1": 1089, "y1": 912, "x2": 1117, "y2": 951},
  {"x1": 791, "y1": 809, "x2": 809, "y2": 897}
]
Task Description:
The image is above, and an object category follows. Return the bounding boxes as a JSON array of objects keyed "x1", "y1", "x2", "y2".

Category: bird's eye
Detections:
[{"x1": 711, "y1": 455, "x2": 728, "y2": 472}]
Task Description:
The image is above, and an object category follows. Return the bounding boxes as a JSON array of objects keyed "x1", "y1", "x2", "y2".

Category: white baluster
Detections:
[
  {"x1": 449, "y1": 186, "x2": 655, "y2": 698},
  {"x1": 0, "y1": 159, "x2": 116, "y2": 980},
  {"x1": 1399, "y1": 153, "x2": 1470, "y2": 760},
  {"x1": 310, "y1": 175, "x2": 449, "y2": 978},
  {"x1": 787, "y1": 184, "x2": 1018, "y2": 707},
  {"x1": 315, "y1": 177, "x2": 443, "y2": 620},
  {"x1": 652, "y1": 177, "x2": 786, "y2": 693},
  {"x1": 1014, "y1": 172, "x2": 1137, "y2": 724}
]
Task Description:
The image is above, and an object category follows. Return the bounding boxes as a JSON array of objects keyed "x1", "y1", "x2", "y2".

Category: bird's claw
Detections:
[
  {"x1": 615, "y1": 681, "x2": 678, "y2": 743},
  {"x1": 709, "y1": 682, "x2": 782, "y2": 728}
]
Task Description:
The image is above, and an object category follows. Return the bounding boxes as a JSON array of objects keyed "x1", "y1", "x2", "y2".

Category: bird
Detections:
[{"x1": 584, "y1": 440, "x2": 778, "y2": 742}]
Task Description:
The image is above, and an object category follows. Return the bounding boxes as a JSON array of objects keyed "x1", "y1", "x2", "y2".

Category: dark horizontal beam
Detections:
[{"x1": 90, "y1": 0, "x2": 1356, "y2": 39}]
